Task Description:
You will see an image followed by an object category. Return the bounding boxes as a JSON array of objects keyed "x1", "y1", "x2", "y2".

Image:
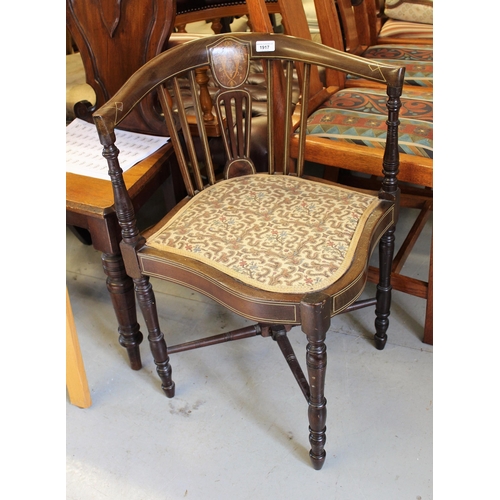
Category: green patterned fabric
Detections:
[{"x1": 305, "y1": 87, "x2": 433, "y2": 158}]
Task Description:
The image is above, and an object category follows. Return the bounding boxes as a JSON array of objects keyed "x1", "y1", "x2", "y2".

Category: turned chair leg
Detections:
[
  {"x1": 134, "y1": 275, "x2": 175, "y2": 398},
  {"x1": 374, "y1": 226, "x2": 396, "y2": 350},
  {"x1": 301, "y1": 293, "x2": 330, "y2": 470},
  {"x1": 101, "y1": 252, "x2": 143, "y2": 370}
]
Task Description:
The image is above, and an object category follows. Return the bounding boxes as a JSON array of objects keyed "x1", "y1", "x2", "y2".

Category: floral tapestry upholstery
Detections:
[
  {"x1": 348, "y1": 44, "x2": 433, "y2": 87},
  {"x1": 147, "y1": 174, "x2": 383, "y2": 294},
  {"x1": 306, "y1": 87, "x2": 433, "y2": 159}
]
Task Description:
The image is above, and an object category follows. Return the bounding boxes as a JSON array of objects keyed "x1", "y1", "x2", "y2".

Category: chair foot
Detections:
[
  {"x1": 162, "y1": 381, "x2": 176, "y2": 398},
  {"x1": 309, "y1": 448, "x2": 326, "y2": 470},
  {"x1": 309, "y1": 427, "x2": 327, "y2": 470},
  {"x1": 374, "y1": 333, "x2": 387, "y2": 350},
  {"x1": 152, "y1": 349, "x2": 175, "y2": 398}
]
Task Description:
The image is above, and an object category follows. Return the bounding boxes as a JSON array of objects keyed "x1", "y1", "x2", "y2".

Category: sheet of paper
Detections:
[{"x1": 66, "y1": 118, "x2": 170, "y2": 180}]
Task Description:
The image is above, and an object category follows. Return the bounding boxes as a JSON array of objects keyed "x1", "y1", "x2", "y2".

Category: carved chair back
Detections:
[
  {"x1": 66, "y1": 0, "x2": 175, "y2": 134},
  {"x1": 94, "y1": 33, "x2": 403, "y2": 203}
]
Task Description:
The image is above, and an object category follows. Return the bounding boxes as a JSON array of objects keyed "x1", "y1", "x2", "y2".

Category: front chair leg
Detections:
[
  {"x1": 134, "y1": 275, "x2": 175, "y2": 398},
  {"x1": 300, "y1": 293, "x2": 330, "y2": 470},
  {"x1": 374, "y1": 226, "x2": 396, "y2": 350}
]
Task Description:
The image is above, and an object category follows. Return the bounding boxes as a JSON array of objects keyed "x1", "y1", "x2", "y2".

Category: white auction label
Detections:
[{"x1": 256, "y1": 40, "x2": 275, "y2": 52}]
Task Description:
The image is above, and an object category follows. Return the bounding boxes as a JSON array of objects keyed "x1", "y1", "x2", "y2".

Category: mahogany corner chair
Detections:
[{"x1": 93, "y1": 32, "x2": 405, "y2": 469}]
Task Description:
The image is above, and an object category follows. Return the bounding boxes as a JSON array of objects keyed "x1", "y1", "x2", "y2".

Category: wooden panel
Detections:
[{"x1": 66, "y1": 288, "x2": 92, "y2": 409}]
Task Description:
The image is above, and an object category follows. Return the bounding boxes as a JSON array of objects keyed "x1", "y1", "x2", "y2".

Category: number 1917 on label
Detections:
[{"x1": 256, "y1": 40, "x2": 276, "y2": 52}]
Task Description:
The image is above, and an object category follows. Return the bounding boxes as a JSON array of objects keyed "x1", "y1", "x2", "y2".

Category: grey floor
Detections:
[{"x1": 66, "y1": 202, "x2": 433, "y2": 500}]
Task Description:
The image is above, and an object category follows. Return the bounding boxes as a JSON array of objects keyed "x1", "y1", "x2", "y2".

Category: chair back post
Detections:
[
  {"x1": 349, "y1": 0, "x2": 375, "y2": 47},
  {"x1": 359, "y1": 0, "x2": 382, "y2": 45},
  {"x1": 332, "y1": 0, "x2": 366, "y2": 55},
  {"x1": 380, "y1": 81, "x2": 404, "y2": 223}
]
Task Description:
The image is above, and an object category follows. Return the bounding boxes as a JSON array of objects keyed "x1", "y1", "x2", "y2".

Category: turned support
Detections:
[
  {"x1": 374, "y1": 225, "x2": 395, "y2": 350},
  {"x1": 300, "y1": 292, "x2": 330, "y2": 470},
  {"x1": 195, "y1": 67, "x2": 216, "y2": 123},
  {"x1": 134, "y1": 276, "x2": 175, "y2": 398},
  {"x1": 375, "y1": 83, "x2": 402, "y2": 349}
]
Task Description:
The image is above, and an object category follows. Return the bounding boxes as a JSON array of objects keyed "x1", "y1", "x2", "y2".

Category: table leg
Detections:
[{"x1": 101, "y1": 251, "x2": 143, "y2": 370}]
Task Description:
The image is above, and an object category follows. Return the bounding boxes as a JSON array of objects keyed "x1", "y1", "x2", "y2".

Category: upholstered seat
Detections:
[
  {"x1": 308, "y1": 87, "x2": 433, "y2": 159},
  {"x1": 147, "y1": 174, "x2": 383, "y2": 295}
]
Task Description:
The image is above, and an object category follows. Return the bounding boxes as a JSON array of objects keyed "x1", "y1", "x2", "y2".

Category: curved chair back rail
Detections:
[{"x1": 95, "y1": 33, "x2": 404, "y2": 138}]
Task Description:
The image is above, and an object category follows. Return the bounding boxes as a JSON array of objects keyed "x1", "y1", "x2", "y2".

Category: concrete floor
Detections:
[{"x1": 66, "y1": 204, "x2": 433, "y2": 500}]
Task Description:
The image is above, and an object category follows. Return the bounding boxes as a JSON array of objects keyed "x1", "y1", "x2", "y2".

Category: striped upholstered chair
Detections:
[
  {"x1": 334, "y1": 0, "x2": 432, "y2": 89},
  {"x1": 375, "y1": 0, "x2": 433, "y2": 45}
]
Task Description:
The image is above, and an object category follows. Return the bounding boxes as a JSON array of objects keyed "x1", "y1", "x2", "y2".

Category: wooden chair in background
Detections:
[
  {"x1": 93, "y1": 32, "x2": 405, "y2": 469},
  {"x1": 334, "y1": 0, "x2": 433, "y2": 89},
  {"x1": 66, "y1": 0, "x2": 175, "y2": 134},
  {"x1": 66, "y1": 0, "x2": 185, "y2": 372}
]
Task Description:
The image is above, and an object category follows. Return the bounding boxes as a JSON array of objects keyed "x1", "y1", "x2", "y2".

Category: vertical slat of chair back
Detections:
[
  {"x1": 172, "y1": 76, "x2": 205, "y2": 191},
  {"x1": 265, "y1": 59, "x2": 275, "y2": 175},
  {"x1": 294, "y1": 62, "x2": 311, "y2": 179},
  {"x1": 213, "y1": 88, "x2": 255, "y2": 179},
  {"x1": 350, "y1": 0, "x2": 373, "y2": 48},
  {"x1": 333, "y1": 0, "x2": 366, "y2": 55},
  {"x1": 158, "y1": 82, "x2": 196, "y2": 197},
  {"x1": 207, "y1": 35, "x2": 276, "y2": 178},
  {"x1": 361, "y1": 0, "x2": 381, "y2": 46},
  {"x1": 186, "y1": 70, "x2": 218, "y2": 186}
]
